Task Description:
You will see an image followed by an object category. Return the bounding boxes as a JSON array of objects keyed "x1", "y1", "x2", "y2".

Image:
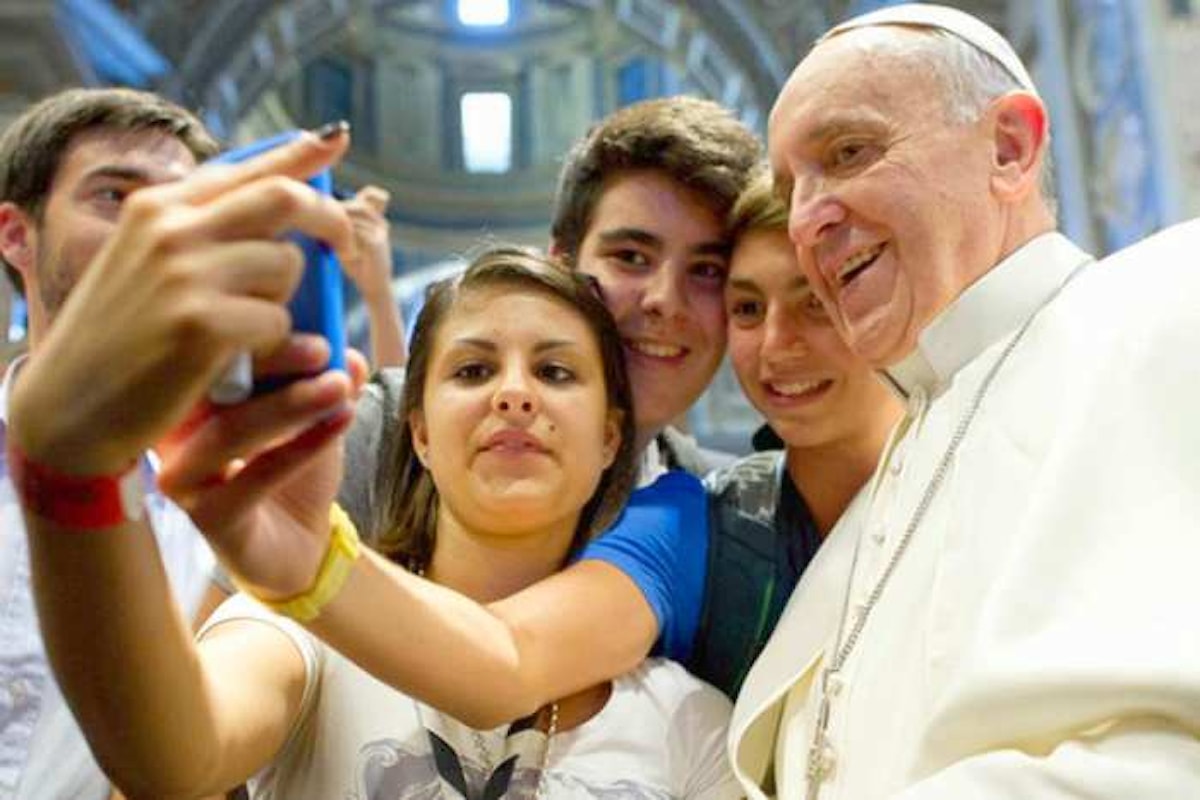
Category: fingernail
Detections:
[
  {"x1": 320, "y1": 401, "x2": 355, "y2": 426},
  {"x1": 314, "y1": 120, "x2": 350, "y2": 140},
  {"x1": 293, "y1": 333, "x2": 330, "y2": 361}
]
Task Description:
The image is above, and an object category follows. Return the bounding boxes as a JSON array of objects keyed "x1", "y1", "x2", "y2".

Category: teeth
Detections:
[
  {"x1": 838, "y1": 244, "x2": 884, "y2": 283},
  {"x1": 629, "y1": 340, "x2": 685, "y2": 358},
  {"x1": 771, "y1": 379, "x2": 828, "y2": 396}
]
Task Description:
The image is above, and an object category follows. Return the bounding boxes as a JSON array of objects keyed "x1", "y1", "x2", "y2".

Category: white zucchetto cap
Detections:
[{"x1": 822, "y1": 3, "x2": 1039, "y2": 97}]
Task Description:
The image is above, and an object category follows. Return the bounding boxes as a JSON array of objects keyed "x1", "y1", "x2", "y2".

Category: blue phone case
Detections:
[{"x1": 210, "y1": 131, "x2": 346, "y2": 399}]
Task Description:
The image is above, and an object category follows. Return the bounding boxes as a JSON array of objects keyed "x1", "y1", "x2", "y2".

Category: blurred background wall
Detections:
[{"x1": 2, "y1": 0, "x2": 1195, "y2": 450}]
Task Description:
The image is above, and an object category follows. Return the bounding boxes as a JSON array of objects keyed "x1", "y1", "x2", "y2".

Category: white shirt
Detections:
[
  {"x1": 637, "y1": 437, "x2": 670, "y2": 488},
  {"x1": 729, "y1": 224, "x2": 1200, "y2": 799},
  {"x1": 203, "y1": 594, "x2": 740, "y2": 799},
  {"x1": 0, "y1": 358, "x2": 214, "y2": 800}
]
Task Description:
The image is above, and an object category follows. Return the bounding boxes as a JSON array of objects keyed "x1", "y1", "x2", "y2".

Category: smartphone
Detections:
[{"x1": 208, "y1": 131, "x2": 347, "y2": 404}]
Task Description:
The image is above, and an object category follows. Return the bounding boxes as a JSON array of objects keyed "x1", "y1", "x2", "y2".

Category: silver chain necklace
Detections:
[
  {"x1": 463, "y1": 701, "x2": 559, "y2": 799},
  {"x1": 803, "y1": 262, "x2": 1088, "y2": 800}
]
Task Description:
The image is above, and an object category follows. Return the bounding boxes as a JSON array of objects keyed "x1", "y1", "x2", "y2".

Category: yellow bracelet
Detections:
[{"x1": 253, "y1": 503, "x2": 361, "y2": 622}]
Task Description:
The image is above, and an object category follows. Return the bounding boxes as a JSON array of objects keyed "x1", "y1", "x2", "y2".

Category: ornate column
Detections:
[{"x1": 1064, "y1": 0, "x2": 1184, "y2": 251}]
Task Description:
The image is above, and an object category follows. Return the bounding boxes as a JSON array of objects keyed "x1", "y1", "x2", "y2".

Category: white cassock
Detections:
[{"x1": 728, "y1": 224, "x2": 1200, "y2": 799}]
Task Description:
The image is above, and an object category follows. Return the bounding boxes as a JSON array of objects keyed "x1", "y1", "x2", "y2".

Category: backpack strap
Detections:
[{"x1": 689, "y1": 452, "x2": 788, "y2": 697}]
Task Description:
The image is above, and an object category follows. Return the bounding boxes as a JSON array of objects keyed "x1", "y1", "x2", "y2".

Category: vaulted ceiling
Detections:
[
  {"x1": 1, "y1": 0, "x2": 1190, "y2": 445},
  {"x1": 0, "y1": 0, "x2": 1076, "y2": 322}
]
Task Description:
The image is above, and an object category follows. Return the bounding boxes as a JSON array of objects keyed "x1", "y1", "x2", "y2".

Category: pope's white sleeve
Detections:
[
  {"x1": 893, "y1": 246, "x2": 1200, "y2": 799},
  {"x1": 889, "y1": 717, "x2": 1200, "y2": 799}
]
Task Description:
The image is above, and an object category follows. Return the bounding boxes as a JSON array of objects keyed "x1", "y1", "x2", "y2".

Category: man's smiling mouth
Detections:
[
  {"x1": 769, "y1": 378, "x2": 833, "y2": 397},
  {"x1": 626, "y1": 339, "x2": 686, "y2": 359},
  {"x1": 838, "y1": 244, "x2": 885, "y2": 287}
]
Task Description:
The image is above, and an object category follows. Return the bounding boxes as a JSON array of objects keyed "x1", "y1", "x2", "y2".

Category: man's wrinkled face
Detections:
[
  {"x1": 23, "y1": 128, "x2": 196, "y2": 339},
  {"x1": 767, "y1": 29, "x2": 1003, "y2": 368}
]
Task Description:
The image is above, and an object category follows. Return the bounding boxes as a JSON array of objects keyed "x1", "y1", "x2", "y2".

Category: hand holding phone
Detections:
[{"x1": 209, "y1": 129, "x2": 348, "y2": 403}]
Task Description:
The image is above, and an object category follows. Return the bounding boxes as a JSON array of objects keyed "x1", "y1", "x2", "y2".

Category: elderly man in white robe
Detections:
[{"x1": 729, "y1": 4, "x2": 1200, "y2": 799}]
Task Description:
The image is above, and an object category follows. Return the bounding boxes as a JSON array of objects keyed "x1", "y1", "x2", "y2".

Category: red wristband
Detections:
[{"x1": 6, "y1": 439, "x2": 144, "y2": 529}]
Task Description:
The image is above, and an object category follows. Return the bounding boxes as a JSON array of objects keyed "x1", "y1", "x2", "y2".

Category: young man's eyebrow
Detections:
[
  {"x1": 726, "y1": 276, "x2": 762, "y2": 293},
  {"x1": 596, "y1": 227, "x2": 730, "y2": 259},
  {"x1": 79, "y1": 165, "x2": 155, "y2": 184},
  {"x1": 726, "y1": 274, "x2": 809, "y2": 293},
  {"x1": 594, "y1": 228, "x2": 662, "y2": 249}
]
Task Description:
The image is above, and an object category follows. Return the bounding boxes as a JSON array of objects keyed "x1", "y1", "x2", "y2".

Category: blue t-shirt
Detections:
[{"x1": 578, "y1": 471, "x2": 709, "y2": 662}]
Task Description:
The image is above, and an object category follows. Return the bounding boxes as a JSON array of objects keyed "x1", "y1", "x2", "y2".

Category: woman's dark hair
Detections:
[{"x1": 374, "y1": 245, "x2": 637, "y2": 570}]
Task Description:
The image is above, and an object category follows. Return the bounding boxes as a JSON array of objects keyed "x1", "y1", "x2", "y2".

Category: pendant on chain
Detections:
[
  {"x1": 797, "y1": 262, "x2": 1090, "y2": 800},
  {"x1": 804, "y1": 668, "x2": 839, "y2": 800}
]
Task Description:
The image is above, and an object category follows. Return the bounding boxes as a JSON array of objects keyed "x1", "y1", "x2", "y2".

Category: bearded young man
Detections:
[
  {"x1": 729, "y1": 5, "x2": 1200, "y2": 799},
  {"x1": 1, "y1": 94, "x2": 362, "y2": 799},
  {"x1": 0, "y1": 87, "x2": 223, "y2": 800}
]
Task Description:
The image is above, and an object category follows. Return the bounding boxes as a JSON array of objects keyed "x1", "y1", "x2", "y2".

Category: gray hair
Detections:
[{"x1": 899, "y1": 28, "x2": 1057, "y2": 211}]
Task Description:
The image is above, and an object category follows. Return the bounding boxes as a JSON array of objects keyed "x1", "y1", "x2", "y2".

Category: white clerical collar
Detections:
[{"x1": 882, "y1": 232, "x2": 1093, "y2": 399}]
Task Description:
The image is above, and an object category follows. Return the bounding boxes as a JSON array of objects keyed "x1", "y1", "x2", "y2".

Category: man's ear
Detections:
[
  {"x1": 548, "y1": 238, "x2": 568, "y2": 261},
  {"x1": 601, "y1": 409, "x2": 623, "y2": 469},
  {"x1": 548, "y1": 238, "x2": 581, "y2": 268},
  {"x1": 988, "y1": 91, "x2": 1048, "y2": 203},
  {"x1": 409, "y1": 409, "x2": 430, "y2": 467},
  {"x1": 0, "y1": 202, "x2": 37, "y2": 276}
]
